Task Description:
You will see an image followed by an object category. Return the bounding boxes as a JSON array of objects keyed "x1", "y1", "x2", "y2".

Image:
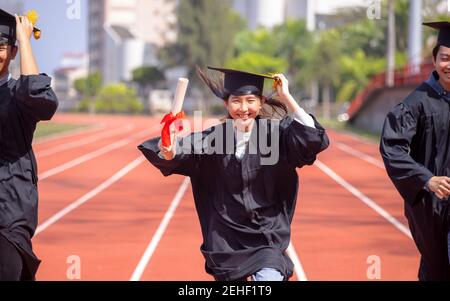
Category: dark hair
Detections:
[
  {"x1": 196, "y1": 66, "x2": 288, "y2": 119},
  {"x1": 196, "y1": 66, "x2": 230, "y2": 100},
  {"x1": 433, "y1": 43, "x2": 441, "y2": 61}
]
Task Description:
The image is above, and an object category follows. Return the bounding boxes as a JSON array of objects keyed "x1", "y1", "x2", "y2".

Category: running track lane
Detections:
[{"x1": 32, "y1": 114, "x2": 420, "y2": 280}]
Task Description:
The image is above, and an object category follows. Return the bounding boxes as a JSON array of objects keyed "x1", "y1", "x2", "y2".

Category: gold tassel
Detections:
[{"x1": 25, "y1": 10, "x2": 41, "y2": 40}]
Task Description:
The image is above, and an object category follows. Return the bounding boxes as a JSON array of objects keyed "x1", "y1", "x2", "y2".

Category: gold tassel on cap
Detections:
[{"x1": 25, "y1": 10, "x2": 41, "y2": 40}]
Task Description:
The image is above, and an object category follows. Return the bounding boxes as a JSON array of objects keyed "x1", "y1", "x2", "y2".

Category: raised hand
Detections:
[{"x1": 15, "y1": 15, "x2": 34, "y2": 43}]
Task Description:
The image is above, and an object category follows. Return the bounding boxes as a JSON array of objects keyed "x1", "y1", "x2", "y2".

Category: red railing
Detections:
[{"x1": 347, "y1": 62, "x2": 434, "y2": 119}]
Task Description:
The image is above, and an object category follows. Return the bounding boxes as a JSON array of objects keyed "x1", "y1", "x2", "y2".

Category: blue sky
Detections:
[{"x1": 23, "y1": 0, "x2": 87, "y2": 75}]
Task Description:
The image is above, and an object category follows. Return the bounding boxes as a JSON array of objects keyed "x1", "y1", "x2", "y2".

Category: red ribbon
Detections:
[{"x1": 160, "y1": 111, "x2": 185, "y2": 147}]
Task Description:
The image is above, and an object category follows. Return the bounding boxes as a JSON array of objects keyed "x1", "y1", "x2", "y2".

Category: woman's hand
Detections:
[
  {"x1": 272, "y1": 73, "x2": 302, "y2": 114},
  {"x1": 15, "y1": 15, "x2": 34, "y2": 44},
  {"x1": 273, "y1": 74, "x2": 291, "y2": 101},
  {"x1": 158, "y1": 132, "x2": 176, "y2": 160}
]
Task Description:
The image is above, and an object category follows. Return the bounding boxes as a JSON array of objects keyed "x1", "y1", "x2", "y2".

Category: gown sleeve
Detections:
[
  {"x1": 138, "y1": 133, "x2": 202, "y2": 177},
  {"x1": 280, "y1": 115, "x2": 329, "y2": 168},
  {"x1": 379, "y1": 102, "x2": 433, "y2": 205},
  {"x1": 14, "y1": 74, "x2": 59, "y2": 122}
]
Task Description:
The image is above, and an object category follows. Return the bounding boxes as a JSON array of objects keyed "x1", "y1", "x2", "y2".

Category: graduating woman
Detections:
[
  {"x1": 0, "y1": 9, "x2": 58, "y2": 280},
  {"x1": 138, "y1": 66, "x2": 329, "y2": 281}
]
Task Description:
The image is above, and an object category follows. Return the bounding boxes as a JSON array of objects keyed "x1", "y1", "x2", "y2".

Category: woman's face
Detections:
[{"x1": 225, "y1": 94, "x2": 263, "y2": 122}]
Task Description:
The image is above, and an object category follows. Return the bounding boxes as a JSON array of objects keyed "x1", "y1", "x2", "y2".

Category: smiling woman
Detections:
[{"x1": 138, "y1": 65, "x2": 329, "y2": 281}]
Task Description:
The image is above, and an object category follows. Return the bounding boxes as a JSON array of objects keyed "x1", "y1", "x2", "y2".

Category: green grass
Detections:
[
  {"x1": 318, "y1": 118, "x2": 381, "y2": 144},
  {"x1": 34, "y1": 123, "x2": 91, "y2": 139}
]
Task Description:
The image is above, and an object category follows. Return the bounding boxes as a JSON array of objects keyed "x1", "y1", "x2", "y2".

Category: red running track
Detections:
[{"x1": 31, "y1": 113, "x2": 419, "y2": 281}]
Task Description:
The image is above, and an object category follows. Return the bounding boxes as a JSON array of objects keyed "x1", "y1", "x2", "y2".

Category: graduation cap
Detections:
[
  {"x1": 0, "y1": 8, "x2": 41, "y2": 45},
  {"x1": 207, "y1": 66, "x2": 276, "y2": 97},
  {"x1": 423, "y1": 21, "x2": 450, "y2": 48},
  {"x1": 0, "y1": 9, "x2": 16, "y2": 44}
]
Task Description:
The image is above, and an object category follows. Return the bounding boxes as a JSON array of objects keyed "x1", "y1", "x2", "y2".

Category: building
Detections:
[
  {"x1": 53, "y1": 53, "x2": 88, "y2": 111},
  {"x1": 232, "y1": 0, "x2": 367, "y2": 31},
  {"x1": 88, "y1": 0, "x2": 177, "y2": 84},
  {"x1": 232, "y1": 0, "x2": 285, "y2": 30},
  {"x1": 102, "y1": 25, "x2": 156, "y2": 84}
]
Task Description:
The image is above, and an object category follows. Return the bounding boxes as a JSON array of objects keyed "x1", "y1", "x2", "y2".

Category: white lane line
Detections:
[
  {"x1": 38, "y1": 126, "x2": 158, "y2": 181},
  {"x1": 335, "y1": 130, "x2": 378, "y2": 147},
  {"x1": 314, "y1": 160, "x2": 412, "y2": 239},
  {"x1": 35, "y1": 156, "x2": 145, "y2": 235},
  {"x1": 34, "y1": 123, "x2": 106, "y2": 145},
  {"x1": 286, "y1": 242, "x2": 308, "y2": 281},
  {"x1": 335, "y1": 142, "x2": 385, "y2": 169},
  {"x1": 130, "y1": 177, "x2": 191, "y2": 281},
  {"x1": 36, "y1": 124, "x2": 135, "y2": 158}
]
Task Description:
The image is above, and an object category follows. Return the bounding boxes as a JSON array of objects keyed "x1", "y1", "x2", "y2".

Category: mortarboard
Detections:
[
  {"x1": 207, "y1": 66, "x2": 276, "y2": 96},
  {"x1": 0, "y1": 8, "x2": 41, "y2": 45},
  {"x1": 423, "y1": 21, "x2": 450, "y2": 48},
  {"x1": 0, "y1": 9, "x2": 16, "y2": 44}
]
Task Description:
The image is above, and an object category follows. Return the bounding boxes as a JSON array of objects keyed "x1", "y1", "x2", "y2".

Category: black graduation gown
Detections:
[
  {"x1": 0, "y1": 74, "x2": 58, "y2": 280},
  {"x1": 380, "y1": 78, "x2": 450, "y2": 280},
  {"x1": 138, "y1": 115, "x2": 329, "y2": 281}
]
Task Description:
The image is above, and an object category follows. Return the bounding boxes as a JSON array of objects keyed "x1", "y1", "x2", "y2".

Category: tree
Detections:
[
  {"x1": 337, "y1": 50, "x2": 386, "y2": 103},
  {"x1": 233, "y1": 27, "x2": 278, "y2": 58},
  {"x1": 74, "y1": 72, "x2": 102, "y2": 114},
  {"x1": 159, "y1": 0, "x2": 245, "y2": 89},
  {"x1": 230, "y1": 20, "x2": 313, "y2": 97},
  {"x1": 94, "y1": 84, "x2": 143, "y2": 114},
  {"x1": 226, "y1": 52, "x2": 287, "y2": 75},
  {"x1": 271, "y1": 20, "x2": 313, "y2": 86},
  {"x1": 304, "y1": 29, "x2": 343, "y2": 119},
  {"x1": 338, "y1": 19, "x2": 386, "y2": 58},
  {"x1": 131, "y1": 66, "x2": 165, "y2": 99},
  {"x1": 74, "y1": 72, "x2": 102, "y2": 98},
  {"x1": 132, "y1": 66, "x2": 165, "y2": 87}
]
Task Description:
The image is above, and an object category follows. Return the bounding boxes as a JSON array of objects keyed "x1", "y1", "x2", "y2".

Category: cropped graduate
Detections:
[
  {"x1": 0, "y1": 9, "x2": 58, "y2": 280},
  {"x1": 138, "y1": 66, "x2": 329, "y2": 281},
  {"x1": 380, "y1": 22, "x2": 450, "y2": 280}
]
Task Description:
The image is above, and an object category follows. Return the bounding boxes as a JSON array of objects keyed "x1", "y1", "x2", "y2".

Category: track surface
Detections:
[{"x1": 32, "y1": 113, "x2": 419, "y2": 281}]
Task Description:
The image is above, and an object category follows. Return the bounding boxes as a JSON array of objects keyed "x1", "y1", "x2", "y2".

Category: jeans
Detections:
[{"x1": 251, "y1": 268, "x2": 284, "y2": 281}]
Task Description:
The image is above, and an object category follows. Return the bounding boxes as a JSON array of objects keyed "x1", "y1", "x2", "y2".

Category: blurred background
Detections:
[
  {"x1": 2, "y1": 0, "x2": 447, "y2": 281},
  {"x1": 0, "y1": 0, "x2": 447, "y2": 138}
]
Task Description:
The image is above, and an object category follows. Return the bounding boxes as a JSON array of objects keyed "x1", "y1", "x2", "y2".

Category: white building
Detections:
[
  {"x1": 232, "y1": 0, "x2": 285, "y2": 30},
  {"x1": 53, "y1": 53, "x2": 88, "y2": 111},
  {"x1": 103, "y1": 25, "x2": 157, "y2": 84},
  {"x1": 233, "y1": 0, "x2": 367, "y2": 31},
  {"x1": 88, "y1": 0, "x2": 177, "y2": 84}
]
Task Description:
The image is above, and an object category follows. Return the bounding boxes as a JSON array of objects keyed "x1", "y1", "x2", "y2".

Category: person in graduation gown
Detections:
[
  {"x1": 380, "y1": 22, "x2": 450, "y2": 281},
  {"x1": 138, "y1": 66, "x2": 329, "y2": 281},
  {"x1": 0, "y1": 10, "x2": 58, "y2": 280}
]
